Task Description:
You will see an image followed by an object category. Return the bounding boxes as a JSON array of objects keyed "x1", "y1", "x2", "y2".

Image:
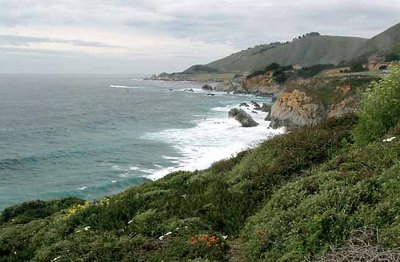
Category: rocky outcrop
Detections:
[
  {"x1": 269, "y1": 90, "x2": 326, "y2": 128},
  {"x1": 328, "y1": 97, "x2": 359, "y2": 118},
  {"x1": 242, "y1": 72, "x2": 281, "y2": 94},
  {"x1": 215, "y1": 80, "x2": 245, "y2": 93},
  {"x1": 251, "y1": 101, "x2": 262, "y2": 110},
  {"x1": 261, "y1": 103, "x2": 272, "y2": 113},
  {"x1": 228, "y1": 108, "x2": 259, "y2": 127},
  {"x1": 262, "y1": 103, "x2": 272, "y2": 121},
  {"x1": 202, "y1": 84, "x2": 214, "y2": 91}
]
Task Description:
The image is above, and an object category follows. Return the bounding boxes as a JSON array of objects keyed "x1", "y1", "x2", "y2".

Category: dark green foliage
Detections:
[
  {"x1": 246, "y1": 63, "x2": 292, "y2": 81},
  {"x1": 272, "y1": 69, "x2": 288, "y2": 84},
  {"x1": 341, "y1": 62, "x2": 368, "y2": 73},
  {"x1": 243, "y1": 139, "x2": 400, "y2": 261},
  {"x1": 0, "y1": 197, "x2": 84, "y2": 225},
  {"x1": 349, "y1": 63, "x2": 368, "y2": 72},
  {"x1": 264, "y1": 63, "x2": 281, "y2": 71},
  {"x1": 209, "y1": 150, "x2": 249, "y2": 174},
  {"x1": 354, "y1": 65, "x2": 400, "y2": 145},
  {"x1": 297, "y1": 64, "x2": 335, "y2": 78},
  {"x1": 385, "y1": 53, "x2": 400, "y2": 62},
  {"x1": 183, "y1": 65, "x2": 220, "y2": 74}
]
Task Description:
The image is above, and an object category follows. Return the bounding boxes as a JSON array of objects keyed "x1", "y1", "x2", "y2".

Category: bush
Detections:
[
  {"x1": 297, "y1": 64, "x2": 335, "y2": 78},
  {"x1": 0, "y1": 197, "x2": 85, "y2": 225},
  {"x1": 242, "y1": 139, "x2": 400, "y2": 261},
  {"x1": 246, "y1": 63, "x2": 292, "y2": 80},
  {"x1": 354, "y1": 65, "x2": 400, "y2": 145},
  {"x1": 385, "y1": 53, "x2": 400, "y2": 62}
]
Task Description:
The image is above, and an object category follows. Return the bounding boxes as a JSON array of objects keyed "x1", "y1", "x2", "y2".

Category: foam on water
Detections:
[
  {"x1": 142, "y1": 101, "x2": 284, "y2": 180},
  {"x1": 110, "y1": 85, "x2": 141, "y2": 89}
]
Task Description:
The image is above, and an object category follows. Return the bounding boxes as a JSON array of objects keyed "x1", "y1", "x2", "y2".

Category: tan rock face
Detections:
[
  {"x1": 270, "y1": 90, "x2": 326, "y2": 127},
  {"x1": 328, "y1": 97, "x2": 358, "y2": 118},
  {"x1": 242, "y1": 73, "x2": 281, "y2": 94}
]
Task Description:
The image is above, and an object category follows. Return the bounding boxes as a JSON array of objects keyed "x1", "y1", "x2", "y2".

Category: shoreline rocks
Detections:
[
  {"x1": 202, "y1": 84, "x2": 214, "y2": 91},
  {"x1": 269, "y1": 90, "x2": 326, "y2": 129},
  {"x1": 228, "y1": 108, "x2": 259, "y2": 127}
]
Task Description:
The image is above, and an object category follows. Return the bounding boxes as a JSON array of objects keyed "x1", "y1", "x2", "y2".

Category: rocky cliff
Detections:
[
  {"x1": 269, "y1": 76, "x2": 377, "y2": 128},
  {"x1": 269, "y1": 90, "x2": 326, "y2": 128}
]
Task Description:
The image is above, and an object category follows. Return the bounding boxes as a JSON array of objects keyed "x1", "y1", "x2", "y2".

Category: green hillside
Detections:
[
  {"x1": 1, "y1": 66, "x2": 400, "y2": 261},
  {"x1": 207, "y1": 35, "x2": 367, "y2": 72},
  {"x1": 173, "y1": 23, "x2": 400, "y2": 75},
  {"x1": 358, "y1": 23, "x2": 400, "y2": 57}
]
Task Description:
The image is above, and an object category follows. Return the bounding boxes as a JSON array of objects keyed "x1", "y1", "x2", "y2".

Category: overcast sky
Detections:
[{"x1": 0, "y1": 0, "x2": 399, "y2": 74}]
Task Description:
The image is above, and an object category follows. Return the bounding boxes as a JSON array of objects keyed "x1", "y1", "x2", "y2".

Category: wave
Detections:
[
  {"x1": 109, "y1": 85, "x2": 141, "y2": 89},
  {"x1": 40, "y1": 176, "x2": 149, "y2": 200},
  {"x1": 141, "y1": 100, "x2": 284, "y2": 180},
  {"x1": 0, "y1": 150, "x2": 87, "y2": 170}
]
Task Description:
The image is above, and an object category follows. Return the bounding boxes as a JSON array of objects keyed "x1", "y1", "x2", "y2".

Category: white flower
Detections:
[
  {"x1": 383, "y1": 137, "x2": 396, "y2": 142},
  {"x1": 84, "y1": 226, "x2": 90, "y2": 231},
  {"x1": 52, "y1": 256, "x2": 61, "y2": 261},
  {"x1": 128, "y1": 220, "x2": 133, "y2": 224},
  {"x1": 159, "y1": 232, "x2": 172, "y2": 240},
  {"x1": 222, "y1": 235, "x2": 228, "y2": 240}
]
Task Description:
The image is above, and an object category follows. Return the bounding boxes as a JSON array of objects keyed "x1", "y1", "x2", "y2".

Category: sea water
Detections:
[{"x1": 0, "y1": 74, "x2": 283, "y2": 210}]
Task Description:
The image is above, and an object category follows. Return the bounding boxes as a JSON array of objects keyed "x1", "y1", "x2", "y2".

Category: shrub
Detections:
[
  {"x1": 297, "y1": 64, "x2": 335, "y2": 78},
  {"x1": 242, "y1": 141, "x2": 400, "y2": 261},
  {"x1": 0, "y1": 197, "x2": 85, "y2": 225},
  {"x1": 385, "y1": 53, "x2": 400, "y2": 62},
  {"x1": 354, "y1": 65, "x2": 400, "y2": 145}
]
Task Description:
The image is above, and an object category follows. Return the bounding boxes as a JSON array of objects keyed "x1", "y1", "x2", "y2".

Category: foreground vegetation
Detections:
[{"x1": 1, "y1": 67, "x2": 400, "y2": 261}]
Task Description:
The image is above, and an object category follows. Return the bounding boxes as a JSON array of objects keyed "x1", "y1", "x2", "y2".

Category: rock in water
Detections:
[
  {"x1": 251, "y1": 101, "x2": 262, "y2": 110},
  {"x1": 228, "y1": 108, "x2": 259, "y2": 127},
  {"x1": 261, "y1": 103, "x2": 272, "y2": 113},
  {"x1": 262, "y1": 103, "x2": 272, "y2": 121},
  {"x1": 202, "y1": 84, "x2": 214, "y2": 91}
]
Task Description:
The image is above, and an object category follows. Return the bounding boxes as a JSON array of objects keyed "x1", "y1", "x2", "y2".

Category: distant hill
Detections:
[
  {"x1": 207, "y1": 36, "x2": 367, "y2": 72},
  {"x1": 358, "y1": 23, "x2": 400, "y2": 57},
  {"x1": 179, "y1": 23, "x2": 400, "y2": 74}
]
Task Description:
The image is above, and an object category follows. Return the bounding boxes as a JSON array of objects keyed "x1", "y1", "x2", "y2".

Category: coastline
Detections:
[{"x1": 0, "y1": 77, "x2": 284, "y2": 211}]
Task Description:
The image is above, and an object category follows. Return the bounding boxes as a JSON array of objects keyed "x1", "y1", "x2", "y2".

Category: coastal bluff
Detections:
[
  {"x1": 269, "y1": 89, "x2": 325, "y2": 128},
  {"x1": 268, "y1": 76, "x2": 374, "y2": 129}
]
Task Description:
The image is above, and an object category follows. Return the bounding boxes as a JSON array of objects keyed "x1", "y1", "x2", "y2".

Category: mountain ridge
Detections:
[{"x1": 176, "y1": 23, "x2": 400, "y2": 74}]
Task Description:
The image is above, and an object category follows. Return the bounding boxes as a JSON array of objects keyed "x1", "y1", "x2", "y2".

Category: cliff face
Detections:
[
  {"x1": 269, "y1": 76, "x2": 375, "y2": 128},
  {"x1": 269, "y1": 90, "x2": 326, "y2": 128},
  {"x1": 242, "y1": 72, "x2": 281, "y2": 94}
]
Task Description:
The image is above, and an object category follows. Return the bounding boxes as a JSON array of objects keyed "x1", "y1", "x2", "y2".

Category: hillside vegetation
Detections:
[
  {"x1": 207, "y1": 36, "x2": 367, "y2": 72},
  {"x1": 1, "y1": 67, "x2": 400, "y2": 261},
  {"x1": 194, "y1": 23, "x2": 400, "y2": 74}
]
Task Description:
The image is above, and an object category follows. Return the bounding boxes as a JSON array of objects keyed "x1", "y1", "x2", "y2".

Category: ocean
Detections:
[{"x1": 0, "y1": 74, "x2": 283, "y2": 211}]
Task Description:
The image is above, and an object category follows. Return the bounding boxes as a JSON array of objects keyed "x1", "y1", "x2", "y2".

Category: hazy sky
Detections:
[{"x1": 1, "y1": 0, "x2": 399, "y2": 74}]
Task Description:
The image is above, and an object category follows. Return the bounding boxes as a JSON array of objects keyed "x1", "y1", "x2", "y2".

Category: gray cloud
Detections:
[
  {"x1": 0, "y1": 35, "x2": 117, "y2": 48},
  {"x1": 0, "y1": 0, "x2": 399, "y2": 73}
]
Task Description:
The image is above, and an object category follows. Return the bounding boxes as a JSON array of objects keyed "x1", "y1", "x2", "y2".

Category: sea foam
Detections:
[{"x1": 142, "y1": 101, "x2": 284, "y2": 180}]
